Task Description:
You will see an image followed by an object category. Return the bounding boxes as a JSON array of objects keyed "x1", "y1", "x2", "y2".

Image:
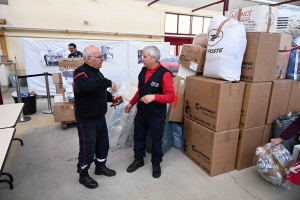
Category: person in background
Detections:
[
  {"x1": 73, "y1": 45, "x2": 118, "y2": 189},
  {"x1": 124, "y1": 46, "x2": 175, "y2": 178},
  {"x1": 68, "y1": 43, "x2": 83, "y2": 58},
  {"x1": 271, "y1": 115, "x2": 300, "y2": 154}
]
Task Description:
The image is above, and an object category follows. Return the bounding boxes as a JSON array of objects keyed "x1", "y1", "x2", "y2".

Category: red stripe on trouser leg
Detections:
[{"x1": 80, "y1": 123, "x2": 87, "y2": 174}]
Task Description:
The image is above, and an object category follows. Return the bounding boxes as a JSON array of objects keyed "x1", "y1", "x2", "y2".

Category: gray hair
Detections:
[
  {"x1": 143, "y1": 46, "x2": 161, "y2": 62},
  {"x1": 82, "y1": 47, "x2": 94, "y2": 62}
]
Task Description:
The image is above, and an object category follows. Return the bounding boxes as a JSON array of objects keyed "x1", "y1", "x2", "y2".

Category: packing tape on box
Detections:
[
  {"x1": 266, "y1": 6, "x2": 272, "y2": 33},
  {"x1": 237, "y1": 8, "x2": 242, "y2": 21},
  {"x1": 229, "y1": 82, "x2": 232, "y2": 96}
]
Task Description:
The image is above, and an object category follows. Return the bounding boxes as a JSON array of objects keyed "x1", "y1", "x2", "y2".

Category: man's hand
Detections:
[
  {"x1": 110, "y1": 82, "x2": 117, "y2": 94},
  {"x1": 271, "y1": 138, "x2": 283, "y2": 147},
  {"x1": 140, "y1": 95, "x2": 155, "y2": 104},
  {"x1": 124, "y1": 104, "x2": 132, "y2": 113}
]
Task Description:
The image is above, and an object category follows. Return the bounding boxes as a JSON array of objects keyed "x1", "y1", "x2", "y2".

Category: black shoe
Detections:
[
  {"x1": 95, "y1": 164, "x2": 116, "y2": 177},
  {"x1": 79, "y1": 171, "x2": 98, "y2": 189},
  {"x1": 127, "y1": 159, "x2": 144, "y2": 173},
  {"x1": 152, "y1": 163, "x2": 161, "y2": 178}
]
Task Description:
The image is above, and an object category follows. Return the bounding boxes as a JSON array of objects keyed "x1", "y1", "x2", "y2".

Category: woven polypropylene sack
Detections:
[
  {"x1": 204, "y1": 15, "x2": 247, "y2": 81},
  {"x1": 254, "y1": 143, "x2": 294, "y2": 188}
]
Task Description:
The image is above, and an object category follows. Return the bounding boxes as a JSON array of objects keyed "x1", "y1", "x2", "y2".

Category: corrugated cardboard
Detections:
[
  {"x1": 184, "y1": 76, "x2": 245, "y2": 131},
  {"x1": 173, "y1": 76, "x2": 186, "y2": 96},
  {"x1": 179, "y1": 44, "x2": 206, "y2": 73},
  {"x1": 241, "y1": 33, "x2": 280, "y2": 82},
  {"x1": 54, "y1": 102, "x2": 76, "y2": 122},
  {"x1": 58, "y1": 58, "x2": 84, "y2": 71},
  {"x1": 262, "y1": 124, "x2": 273, "y2": 145},
  {"x1": 168, "y1": 94, "x2": 184, "y2": 122},
  {"x1": 278, "y1": 34, "x2": 293, "y2": 52},
  {"x1": 266, "y1": 80, "x2": 293, "y2": 124},
  {"x1": 0, "y1": 55, "x2": 8, "y2": 62},
  {"x1": 287, "y1": 81, "x2": 300, "y2": 113},
  {"x1": 55, "y1": 84, "x2": 64, "y2": 94},
  {"x1": 275, "y1": 52, "x2": 289, "y2": 80},
  {"x1": 240, "y1": 82, "x2": 272, "y2": 129},
  {"x1": 52, "y1": 73, "x2": 62, "y2": 84},
  {"x1": 225, "y1": 5, "x2": 278, "y2": 33},
  {"x1": 236, "y1": 126, "x2": 264, "y2": 170},
  {"x1": 182, "y1": 117, "x2": 239, "y2": 177}
]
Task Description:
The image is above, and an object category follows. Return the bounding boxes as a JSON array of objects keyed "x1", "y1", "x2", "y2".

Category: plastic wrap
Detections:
[
  {"x1": 107, "y1": 77, "x2": 138, "y2": 149},
  {"x1": 170, "y1": 122, "x2": 184, "y2": 149},
  {"x1": 273, "y1": 112, "x2": 300, "y2": 138},
  {"x1": 255, "y1": 143, "x2": 294, "y2": 188},
  {"x1": 146, "y1": 114, "x2": 173, "y2": 154}
]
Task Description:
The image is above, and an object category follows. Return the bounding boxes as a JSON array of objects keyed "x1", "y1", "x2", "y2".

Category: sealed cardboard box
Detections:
[
  {"x1": 54, "y1": 102, "x2": 76, "y2": 122},
  {"x1": 240, "y1": 82, "x2": 272, "y2": 129},
  {"x1": 173, "y1": 76, "x2": 186, "y2": 96},
  {"x1": 262, "y1": 124, "x2": 273, "y2": 145},
  {"x1": 168, "y1": 94, "x2": 184, "y2": 122},
  {"x1": 278, "y1": 34, "x2": 293, "y2": 52},
  {"x1": 275, "y1": 52, "x2": 289, "y2": 80},
  {"x1": 236, "y1": 126, "x2": 264, "y2": 170},
  {"x1": 241, "y1": 33, "x2": 280, "y2": 82},
  {"x1": 55, "y1": 84, "x2": 64, "y2": 94},
  {"x1": 287, "y1": 81, "x2": 300, "y2": 113},
  {"x1": 225, "y1": 5, "x2": 278, "y2": 33},
  {"x1": 266, "y1": 80, "x2": 293, "y2": 124},
  {"x1": 179, "y1": 44, "x2": 206, "y2": 73},
  {"x1": 52, "y1": 73, "x2": 62, "y2": 84},
  {"x1": 182, "y1": 117, "x2": 239, "y2": 177},
  {"x1": 58, "y1": 58, "x2": 84, "y2": 71},
  {"x1": 185, "y1": 76, "x2": 245, "y2": 131}
]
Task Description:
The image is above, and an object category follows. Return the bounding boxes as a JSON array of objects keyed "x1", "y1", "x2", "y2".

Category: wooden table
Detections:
[
  {"x1": 0, "y1": 103, "x2": 24, "y2": 129},
  {"x1": 0, "y1": 128, "x2": 16, "y2": 190}
]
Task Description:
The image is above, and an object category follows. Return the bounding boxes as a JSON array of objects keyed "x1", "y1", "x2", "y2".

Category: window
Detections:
[
  {"x1": 178, "y1": 15, "x2": 190, "y2": 34},
  {"x1": 192, "y1": 16, "x2": 204, "y2": 34},
  {"x1": 165, "y1": 14, "x2": 178, "y2": 33},
  {"x1": 203, "y1": 18, "x2": 212, "y2": 33}
]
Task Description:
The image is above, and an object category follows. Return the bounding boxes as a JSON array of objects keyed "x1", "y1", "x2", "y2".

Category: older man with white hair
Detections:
[
  {"x1": 125, "y1": 46, "x2": 175, "y2": 178},
  {"x1": 73, "y1": 45, "x2": 118, "y2": 189}
]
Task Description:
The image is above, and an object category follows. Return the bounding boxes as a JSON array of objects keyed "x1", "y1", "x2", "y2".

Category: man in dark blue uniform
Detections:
[
  {"x1": 125, "y1": 46, "x2": 175, "y2": 178},
  {"x1": 73, "y1": 45, "x2": 118, "y2": 189},
  {"x1": 68, "y1": 43, "x2": 83, "y2": 58}
]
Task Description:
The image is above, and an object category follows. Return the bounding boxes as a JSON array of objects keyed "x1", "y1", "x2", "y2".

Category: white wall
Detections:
[{"x1": 0, "y1": 0, "x2": 222, "y2": 71}]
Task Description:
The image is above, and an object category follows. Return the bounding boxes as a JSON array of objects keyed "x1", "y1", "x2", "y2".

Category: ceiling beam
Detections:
[
  {"x1": 192, "y1": 0, "x2": 224, "y2": 12},
  {"x1": 148, "y1": 0, "x2": 160, "y2": 7},
  {"x1": 270, "y1": 0, "x2": 300, "y2": 6}
]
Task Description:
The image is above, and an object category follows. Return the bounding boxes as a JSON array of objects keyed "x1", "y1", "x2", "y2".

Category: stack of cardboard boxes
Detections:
[
  {"x1": 52, "y1": 58, "x2": 84, "y2": 122},
  {"x1": 178, "y1": 5, "x2": 300, "y2": 175}
]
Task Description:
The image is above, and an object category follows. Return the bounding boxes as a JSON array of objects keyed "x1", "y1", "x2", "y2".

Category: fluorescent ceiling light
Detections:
[{"x1": 246, "y1": 0, "x2": 278, "y2": 4}]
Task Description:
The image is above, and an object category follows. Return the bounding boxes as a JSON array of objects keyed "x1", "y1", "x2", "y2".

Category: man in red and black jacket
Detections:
[
  {"x1": 73, "y1": 46, "x2": 118, "y2": 189},
  {"x1": 124, "y1": 46, "x2": 175, "y2": 178},
  {"x1": 271, "y1": 116, "x2": 300, "y2": 153}
]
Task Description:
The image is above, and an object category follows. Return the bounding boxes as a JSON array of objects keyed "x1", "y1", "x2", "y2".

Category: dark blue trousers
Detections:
[
  {"x1": 133, "y1": 110, "x2": 165, "y2": 163},
  {"x1": 77, "y1": 116, "x2": 109, "y2": 173}
]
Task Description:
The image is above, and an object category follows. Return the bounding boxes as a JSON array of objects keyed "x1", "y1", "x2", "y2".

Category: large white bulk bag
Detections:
[{"x1": 204, "y1": 15, "x2": 247, "y2": 81}]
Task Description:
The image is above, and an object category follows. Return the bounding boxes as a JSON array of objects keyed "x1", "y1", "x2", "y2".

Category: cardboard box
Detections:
[
  {"x1": 0, "y1": 55, "x2": 8, "y2": 62},
  {"x1": 236, "y1": 126, "x2": 264, "y2": 170},
  {"x1": 225, "y1": 5, "x2": 278, "y2": 33},
  {"x1": 173, "y1": 76, "x2": 186, "y2": 96},
  {"x1": 182, "y1": 117, "x2": 239, "y2": 176},
  {"x1": 52, "y1": 73, "x2": 62, "y2": 84},
  {"x1": 240, "y1": 82, "x2": 272, "y2": 129},
  {"x1": 55, "y1": 84, "x2": 64, "y2": 94},
  {"x1": 54, "y1": 102, "x2": 76, "y2": 122},
  {"x1": 54, "y1": 94, "x2": 65, "y2": 103},
  {"x1": 241, "y1": 33, "x2": 280, "y2": 82},
  {"x1": 275, "y1": 52, "x2": 289, "y2": 80},
  {"x1": 185, "y1": 76, "x2": 245, "y2": 131},
  {"x1": 287, "y1": 81, "x2": 300, "y2": 114},
  {"x1": 179, "y1": 44, "x2": 206, "y2": 73},
  {"x1": 262, "y1": 124, "x2": 273, "y2": 145},
  {"x1": 58, "y1": 58, "x2": 84, "y2": 71},
  {"x1": 177, "y1": 65, "x2": 195, "y2": 79},
  {"x1": 168, "y1": 94, "x2": 184, "y2": 122},
  {"x1": 266, "y1": 80, "x2": 293, "y2": 124},
  {"x1": 279, "y1": 34, "x2": 293, "y2": 52}
]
